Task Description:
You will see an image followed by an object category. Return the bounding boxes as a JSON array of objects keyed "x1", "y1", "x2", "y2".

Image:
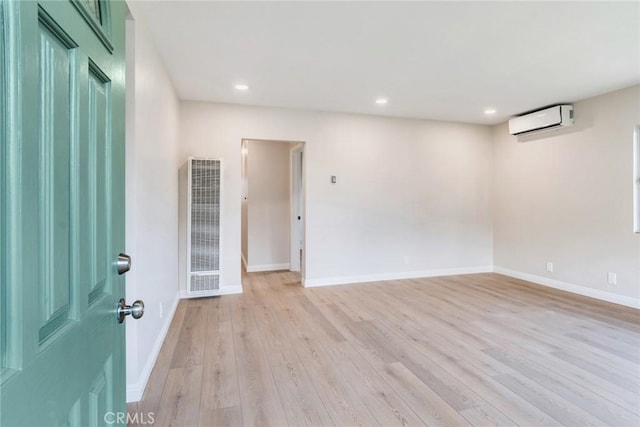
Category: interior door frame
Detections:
[
  {"x1": 289, "y1": 143, "x2": 305, "y2": 277},
  {"x1": 634, "y1": 124, "x2": 640, "y2": 233}
]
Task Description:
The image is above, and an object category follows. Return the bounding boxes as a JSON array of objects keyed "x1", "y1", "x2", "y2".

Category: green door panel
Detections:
[{"x1": 1, "y1": 0, "x2": 127, "y2": 425}]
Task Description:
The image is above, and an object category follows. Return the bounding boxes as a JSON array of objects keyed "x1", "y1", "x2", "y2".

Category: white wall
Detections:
[
  {"x1": 493, "y1": 85, "x2": 640, "y2": 307},
  {"x1": 245, "y1": 140, "x2": 292, "y2": 271},
  {"x1": 125, "y1": 13, "x2": 180, "y2": 402},
  {"x1": 179, "y1": 103, "x2": 494, "y2": 288}
]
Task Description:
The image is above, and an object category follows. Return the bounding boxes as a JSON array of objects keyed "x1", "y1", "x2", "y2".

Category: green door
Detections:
[{"x1": 1, "y1": 0, "x2": 129, "y2": 425}]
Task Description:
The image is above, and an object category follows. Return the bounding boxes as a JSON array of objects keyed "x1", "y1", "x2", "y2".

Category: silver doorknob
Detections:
[
  {"x1": 116, "y1": 253, "x2": 132, "y2": 275},
  {"x1": 117, "y1": 298, "x2": 144, "y2": 323}
]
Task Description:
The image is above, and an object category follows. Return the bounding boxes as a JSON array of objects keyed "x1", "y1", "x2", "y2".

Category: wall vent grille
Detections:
[{"x1": 187, "y1": 158, "x2": 222, "y2": 296}]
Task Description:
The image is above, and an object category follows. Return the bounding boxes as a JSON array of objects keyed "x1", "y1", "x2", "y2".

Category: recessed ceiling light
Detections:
[
  {"x1": 484, "y1": 108, "x2": 497, "y2": 115},
  {"x1": 235, "y1": 84, "x2": 249, "y2": 91},
  {"x1": 375, "y1": 98, "x2": 388, "y2": 105}
]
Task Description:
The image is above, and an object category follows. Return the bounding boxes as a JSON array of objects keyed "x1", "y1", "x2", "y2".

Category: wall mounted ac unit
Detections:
[
  {"x1": 186, "y1": 157, "x2": 223, "y2": 297},
  {"x1": 508, "y1": 105, "x2": 574, "y2": 136}
]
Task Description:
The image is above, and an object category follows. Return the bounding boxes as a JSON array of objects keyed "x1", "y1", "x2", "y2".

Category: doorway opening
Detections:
[{"x1": 241, "y1": 139, "x2": 306, "y2": 286}]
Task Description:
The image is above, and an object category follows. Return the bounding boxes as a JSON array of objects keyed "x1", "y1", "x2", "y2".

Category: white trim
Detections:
[
  {"x1": 633, "y1": 124, "x2": 640, "y2": 233},
  {"x1": 186, "y1": 158, "x2": 193, "y2": 290},
  {"x1": 179, "y1": 285, "x2": 243, "y2": 299},
  {"x1": 494, "y1": 266, "x2": 640, "y2": 309},
  {"x1": 289, "y1": 144, "x2": 304, "y2": 272},
  {"x1": 126, "y1": 291, "x2": 180, "y2": 403},
  {"x1": 304, "y1": 266, "x2": 493, "y2": 288},
  {"x1": 246, "y1": 263, "x2": 290, "y2": 273}
]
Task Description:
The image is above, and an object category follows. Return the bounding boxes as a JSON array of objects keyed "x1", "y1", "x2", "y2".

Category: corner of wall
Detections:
[
  {"x1": 177, "y1": 161, "x2": 188, "y2": 297},
  {"x1": 125, "y1": 8, "x2": 183, "y2": 401},
  {"x1": 126, "y1": 291, "x2": 180, "y2": 402},
  {"x1": 491, "y1": 86, "x2": 640, "y2": 304}
]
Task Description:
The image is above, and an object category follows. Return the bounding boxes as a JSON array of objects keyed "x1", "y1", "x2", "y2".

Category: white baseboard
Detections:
[
  {"x1": 304, "y1": 266, "x2": 493, "y2": 288},
  {"x1": 126, "y1": 291, "x2": 181, "y2": 402},
  {"x1": 494, "y1": 266, "x2": 640, "y2": 309},
  {"x1": 246, "y1": 263, "x2": 290, "y2": 273},
  {"x1": 179, "y1": 285, "x2": 243, "y2": 299}
]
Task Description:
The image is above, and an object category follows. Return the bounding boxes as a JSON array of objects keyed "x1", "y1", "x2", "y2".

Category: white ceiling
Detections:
[{"x1": 129, "y1": 1, "x2": 640, "y2": 125}]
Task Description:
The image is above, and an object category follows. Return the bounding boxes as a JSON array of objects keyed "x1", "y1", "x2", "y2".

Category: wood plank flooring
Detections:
[{"x1": 128, "y1": 272, "x2": 640, "y2": 426}]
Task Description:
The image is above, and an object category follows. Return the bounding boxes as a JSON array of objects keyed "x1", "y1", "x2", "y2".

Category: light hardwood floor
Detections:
[{"x1": 128, "y1": 272, "x2": 640, "y2": 426}]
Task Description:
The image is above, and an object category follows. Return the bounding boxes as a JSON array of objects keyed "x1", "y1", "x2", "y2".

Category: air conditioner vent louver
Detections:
[{"x1": 187, "y1": 158, "x2": 222, "y2": 296}]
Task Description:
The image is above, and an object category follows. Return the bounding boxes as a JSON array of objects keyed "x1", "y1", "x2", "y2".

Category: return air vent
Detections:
[{"x1": 187, "y1": 158, "x2": 222, "y2": 296}]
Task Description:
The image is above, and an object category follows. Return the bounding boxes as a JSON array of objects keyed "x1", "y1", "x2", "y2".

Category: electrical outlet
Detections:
[
  {"x1": 546, "y1": 262, "x2": 554, "y2": 272},
  {"x1": 159, "y1": 302, "x2": 164, "y2": 318},
  {"x1": 607, "y1": 272, "x2": 617, "y2": 285}
]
